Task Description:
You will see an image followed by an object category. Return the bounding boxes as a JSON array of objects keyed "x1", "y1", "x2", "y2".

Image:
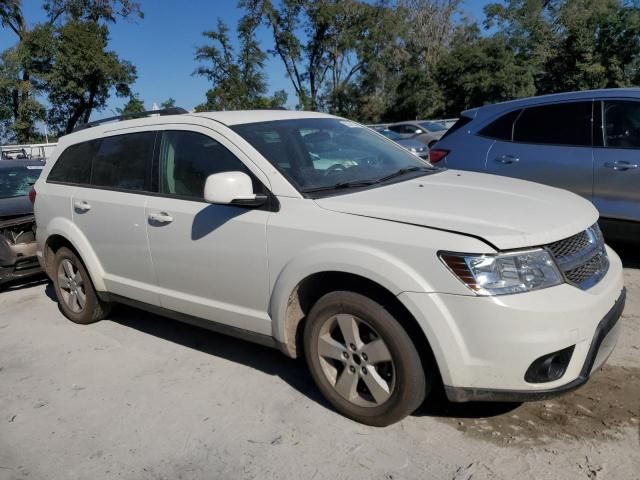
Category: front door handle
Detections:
[
  {"x1": 148, "y1": 212, "x2": 174, "y2": 224},
  {"x1": 605, "y1": 161, "x2": 638, "y2": 171},
  {"x1": 494, "y1": 155, "x2": 520, "y2": 165},
  {"x1": 73, "y1": 200, "x2": 91, "y2": 213}
]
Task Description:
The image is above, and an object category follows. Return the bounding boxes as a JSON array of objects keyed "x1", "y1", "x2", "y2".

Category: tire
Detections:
[
  {"x1": 304, "y1": 291, "x2": 428, "y2": 426},
  {"x1": 52, "y1": 247, "x2": 111, "y2": 324}
]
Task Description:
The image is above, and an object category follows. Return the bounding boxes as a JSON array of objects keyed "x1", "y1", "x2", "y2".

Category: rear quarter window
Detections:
[
  {"x1": 47, "y1": 141, "x2": 96, "y2": 184},
  {"x1": 440, "y1": 115, "x2": 473, "y2": 140},
  {"x1": 477, "y1": 109, "x2": 522, "y2": 141}
]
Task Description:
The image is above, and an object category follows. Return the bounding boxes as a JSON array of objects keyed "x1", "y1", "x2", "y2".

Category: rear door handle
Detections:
[
  {"x1": 605, "y1": 161, "x2": 638, "y2": 171},
  {"x1": 494, "y1": 155, "x2": 520, "y2": 165},
  {"x1": 73, "y1": 200, "x2": 91, "y2": 213},
  {"x1": 148, "y1": 212, "x2": 174, "y2": 224}
]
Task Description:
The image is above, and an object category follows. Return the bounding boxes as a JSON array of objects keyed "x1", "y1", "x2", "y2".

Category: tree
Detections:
[
  {"x1": 435, "y1": 26, "x2": 536, "y2": 115},
  {"x1": 194, "y1": 17, "x2": 287, "y2": 111},
  {"x1": 117, "y1": 93, "x2": 145, "y2": 115},
  {"x1": 0, "y1": 0, "x2": 141, "y2": 141},
  {"x1": 46, "y1": 20, "x2": 136, "y2": 134},
  {"x1": 160, "y1": 97, "x2": 176, "y2": 109}
]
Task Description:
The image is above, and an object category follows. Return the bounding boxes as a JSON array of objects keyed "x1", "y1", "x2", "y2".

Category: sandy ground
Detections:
[{"x1": 0, "y1": 244, "x2": 638, "y2": 480}]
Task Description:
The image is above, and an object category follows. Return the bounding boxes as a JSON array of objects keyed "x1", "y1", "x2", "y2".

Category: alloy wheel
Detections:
[
  {"x1": 316, "y1": 313, "x2": 396, "y2": 407},
  {"x1": 57, "y1": 258, "x2": 86, "y2": 313}
]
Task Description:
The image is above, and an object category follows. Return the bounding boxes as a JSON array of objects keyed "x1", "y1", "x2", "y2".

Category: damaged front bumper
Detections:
[{"x1": 0, "y1": 215, "x2": 41, "y2": 285}]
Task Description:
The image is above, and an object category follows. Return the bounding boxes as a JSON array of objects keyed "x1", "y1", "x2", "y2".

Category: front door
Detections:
[
  {"x1": 593, "y1": 99, "x2": 640, "y2": 222},
  {"x1": 145, "y1": 129, "x2": 272, "y2": 335}
]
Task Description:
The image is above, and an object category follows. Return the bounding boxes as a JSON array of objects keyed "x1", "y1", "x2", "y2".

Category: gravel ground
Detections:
[{"x1": 0, "y1": 243, "x2": 638, "y2": 480}]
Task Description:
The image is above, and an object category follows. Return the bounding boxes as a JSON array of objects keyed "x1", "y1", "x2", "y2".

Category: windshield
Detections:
[
  {"x1": 0, "y1": 166, "x2": 42, "y2": 199},
  {"x1": 419, "y1": 121, "x2": 447, "y2": 133},
  {"x1": 374, "y1": 128, "x2": 402, "y2": 141},
  {"x1": 233, "y1": 118, "x2": 434, "y2": 193}
]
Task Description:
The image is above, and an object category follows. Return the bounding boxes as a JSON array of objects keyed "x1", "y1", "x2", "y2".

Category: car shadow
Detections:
[
  {"x1": 608, "y1": 240, "x2": 640, "y2": 269},
  {"x1": 107, "y1": 304, "x2": 331, "y2": 409},
  {"x1": 102, "y1": 303, "x2": 520, "y2": 421},
  {"x1": 0, "y1": 273, "x2": 48, "y2": 292}
]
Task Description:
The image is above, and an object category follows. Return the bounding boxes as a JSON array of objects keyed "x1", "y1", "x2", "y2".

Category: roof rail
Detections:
[{"x1": 73, "y1": 107, "x2": 188, "y2": 132}]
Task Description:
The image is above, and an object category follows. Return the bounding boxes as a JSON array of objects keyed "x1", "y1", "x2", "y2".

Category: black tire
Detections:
[
  {"x1": 52, "y1": 247, "x2": 111, "y2": 324},
  {"x1": 304, "y1": 291, "x2": 428, "y2": 426}
]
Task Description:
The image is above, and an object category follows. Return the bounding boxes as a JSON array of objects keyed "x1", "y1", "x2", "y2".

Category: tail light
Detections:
[
  {"x1": 429, "y1": 148, "x2": 449, "y2": 164},
  {"x1": 28, "y1": 187, "x2": 36, "y2": 204}
]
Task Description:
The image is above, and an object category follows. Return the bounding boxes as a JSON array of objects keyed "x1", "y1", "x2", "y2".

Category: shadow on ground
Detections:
[{"x1": 609, "y1": 241, "x2": 640, "y2": 269}]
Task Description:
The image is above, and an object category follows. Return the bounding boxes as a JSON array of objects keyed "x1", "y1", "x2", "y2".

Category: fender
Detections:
[
  {"x1": 42, "y1": 216, "x2": 107, "y2": 291},
  {"x1": 268, "y1": 242, "x2": 435, "y2": 352}
]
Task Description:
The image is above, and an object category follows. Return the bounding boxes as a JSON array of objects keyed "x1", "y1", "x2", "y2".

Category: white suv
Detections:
[{"x1": 34, "y1": 109, "x2": 625, "y2": 426}]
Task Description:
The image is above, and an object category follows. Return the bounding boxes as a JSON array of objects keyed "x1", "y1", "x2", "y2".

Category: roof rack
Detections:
[{"x1": 73, "y1": 107, "x2": 189, "y2": 132}]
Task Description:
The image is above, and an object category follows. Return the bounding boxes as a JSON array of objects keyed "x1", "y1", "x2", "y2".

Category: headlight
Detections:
[
  {"x1": 439, "y1": 249, "x2": 563, "y2": 295},
  {"x1": 409, "y1": 147, "x2": 418, "y2": 152}
]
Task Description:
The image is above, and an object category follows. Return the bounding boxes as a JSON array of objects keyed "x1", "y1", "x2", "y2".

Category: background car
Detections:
[
  {"x1": 371, "y1": 127, "x2": 429, "y2": 159},
  {"x1": 387, "y1": 120, "x2": 447, "y2": 147},
  {"x1": 0, "y1": 159, "x2": 44, "y2": 287},
  {"x1": 433, "y1": 88, "x2": 640, "y2": 239}
]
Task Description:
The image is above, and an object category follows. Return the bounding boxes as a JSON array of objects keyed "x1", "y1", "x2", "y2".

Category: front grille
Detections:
[
  {"x1": 545, "y1": 223, "x2": 609, "y2": 290},
  {"x1": 547, "y1": 230, "x2": 593, "y2": 259}
]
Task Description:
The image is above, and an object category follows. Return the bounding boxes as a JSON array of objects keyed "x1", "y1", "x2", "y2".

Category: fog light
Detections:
[{"x1": 524, "y1": 346, "x2": 575, "y2": 383}]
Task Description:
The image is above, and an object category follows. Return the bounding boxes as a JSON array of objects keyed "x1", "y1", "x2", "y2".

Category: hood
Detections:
[
  {"x1": 314, "y1": 169, "x2": 599, "y2": 250},
  {"x1": 0, "y1": 195, "x2": 33, "y2": 219},
  {"x1": 397, "y1": 138, "x2": 426, "y2": 150}
]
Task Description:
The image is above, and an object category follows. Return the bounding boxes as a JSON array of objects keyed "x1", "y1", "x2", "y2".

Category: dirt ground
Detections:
[{"x1": 1, "y1": 243, "x2": 638, "y2": 480}]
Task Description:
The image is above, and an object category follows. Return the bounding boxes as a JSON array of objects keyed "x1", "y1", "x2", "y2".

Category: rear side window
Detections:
[
  {"x1": 603, "y1": 100, "x2": 640, "y2": 149},
  {"x1": 441, "y1": 115, "x2": 473, "y2": 140},
  {"x1": 48, "y1": 141, "x2": 96, "y2": 184},
  {"x1": 158, "y1": 131, "x2": 252, "y2": 199},
  {"x1": 90, "y1": 132, "x2": 155, "y2": 190},
  {"x1": 478, "y1": 110, "x2": 522, "y2": 141},
  {"x1": 513, "y1": 102, "x2": 592, "y2": 146}
]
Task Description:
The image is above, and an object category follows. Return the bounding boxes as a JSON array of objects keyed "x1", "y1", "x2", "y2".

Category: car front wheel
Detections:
[{"x1": 304, "y1": 291, "x2": 428, "y2": 426}]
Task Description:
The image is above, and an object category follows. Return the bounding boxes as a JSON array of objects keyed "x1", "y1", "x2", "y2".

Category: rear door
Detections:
[
  {"x1": 70, "y1": 131, "x2": 159, "y2": 305},
  {"x1": 593, "y1": 99, "x2": 640, "y2": 222},
  {"x1": 486, "y1": 101, "x2": 594, "y2": 200}
]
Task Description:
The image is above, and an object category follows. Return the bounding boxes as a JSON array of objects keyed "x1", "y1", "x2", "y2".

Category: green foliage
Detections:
[
  {"x1": 435, "y1": 28, "x2": 536, "y2": 116},
  {"x1": 117, "y1": 93, "x2": 145, "y2": 115},
  {"x1": 46, "y1": 20, "x2": 136, "y2": 134},
  {"x1": 194, "y1": 17, "x2": 286, "y2": 111},
  {"x1": 160, "y1": 97, "x2": 176, "y2": 109},
  {"x1": 0, "y1": 0, "x2": 141, "y2": 141}
]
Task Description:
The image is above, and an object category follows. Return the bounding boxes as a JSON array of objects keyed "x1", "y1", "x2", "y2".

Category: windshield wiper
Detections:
[
  {"x1": 301, "y1": 179, "x2": 379, "y2": 194},
  {"x1": 377, "y1": 166, "x2": 432, "y2": 183}
]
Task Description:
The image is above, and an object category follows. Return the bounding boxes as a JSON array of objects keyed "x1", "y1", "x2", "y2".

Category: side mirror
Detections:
[
  {"x1": 414, "y1": 129, "x2": 423, "y2": 134},
  {"x1": 204, "y1": 171, "x2": 267, "y2": 207}
]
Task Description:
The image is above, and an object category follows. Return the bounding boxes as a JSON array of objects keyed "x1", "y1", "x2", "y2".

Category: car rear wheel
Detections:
[
  {"x1": 304, "y1": 291, "x2": 428, "y2": 426},
  {"x1": 53, "y1": 247, "x2": 111, "y2": 324}
]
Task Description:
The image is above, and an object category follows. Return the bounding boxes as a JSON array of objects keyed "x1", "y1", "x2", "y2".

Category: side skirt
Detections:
[{"x1": 98, "y1": 292, "x2": 281, "y2": 350}]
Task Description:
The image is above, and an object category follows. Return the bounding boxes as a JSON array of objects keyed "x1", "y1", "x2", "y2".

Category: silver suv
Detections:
[{"x1": 35, "y1": 109, "x2": 625, "y2": 426}]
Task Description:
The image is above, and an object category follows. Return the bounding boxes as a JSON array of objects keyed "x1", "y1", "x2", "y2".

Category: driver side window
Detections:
[{"x1": 158, "y1": 131, "x2": 252, "y2": 199}]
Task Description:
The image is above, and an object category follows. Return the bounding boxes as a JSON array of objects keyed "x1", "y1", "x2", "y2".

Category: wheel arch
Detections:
[
  {"x1": 272, "y1": 270, "x2": 439, "y2": 385},
  {"x1": 42, "y1": 221, "x2": 106, "y2": 291}
]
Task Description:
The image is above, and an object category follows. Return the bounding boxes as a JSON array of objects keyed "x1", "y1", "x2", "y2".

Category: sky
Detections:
[{"x1": 0, "y1": 0, "x2": 490, "y2": 121}]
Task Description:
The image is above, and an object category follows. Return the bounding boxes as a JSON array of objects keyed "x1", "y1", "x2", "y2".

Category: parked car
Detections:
[
  {"x1": 387, "y1": 120, "x2": 447, "y2": 147},
  {"x1": 35, "y1": 109, "x2": 624, "y2": 426},
  {"x1": 0, "y1": 159, "x2": 44, "y2": 287},
  {"x1": 371, "y1": 127, "x2": 428, "y2": 159},
  {"x1": 1, "y1": 148, "x2": 29, "y2": 160},
  {"x1": 433, "y1": 88, "x2": 640, "y2": 237}
]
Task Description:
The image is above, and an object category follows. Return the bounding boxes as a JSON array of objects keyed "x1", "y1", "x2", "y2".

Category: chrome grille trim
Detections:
[{"x1": 545, "y1": 224, "x2": 609, "y2": 290}]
